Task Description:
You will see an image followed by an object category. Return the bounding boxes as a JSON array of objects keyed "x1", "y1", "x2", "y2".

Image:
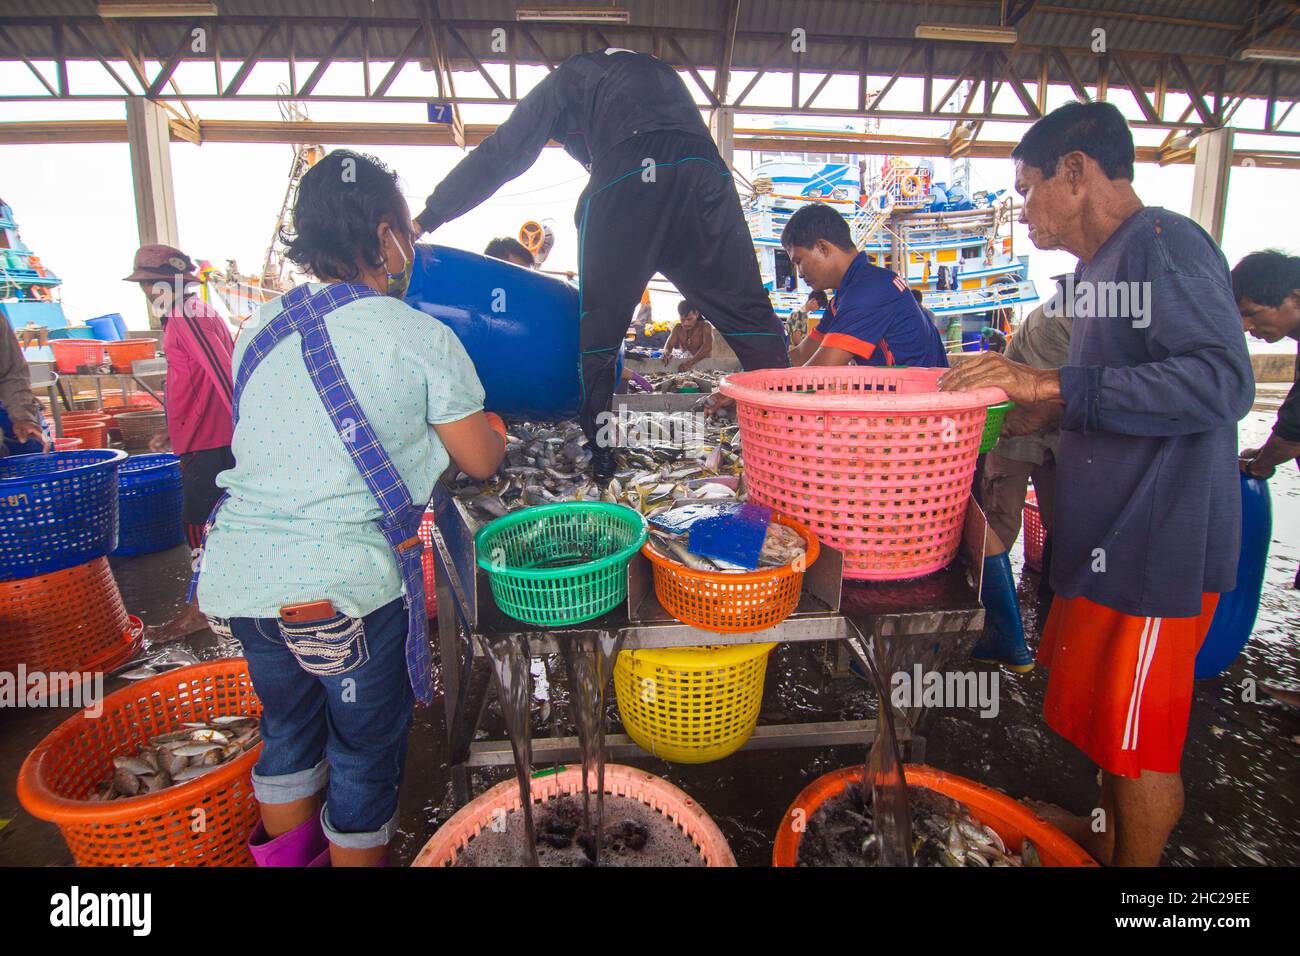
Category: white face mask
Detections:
[{"x1": 147, "y1": 290, "x2": 174, "y2": 320}]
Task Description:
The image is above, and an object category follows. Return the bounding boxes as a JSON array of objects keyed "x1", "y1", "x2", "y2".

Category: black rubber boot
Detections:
[{"x1": 590, "y1": 446, "x2": 616, "y2": 485}]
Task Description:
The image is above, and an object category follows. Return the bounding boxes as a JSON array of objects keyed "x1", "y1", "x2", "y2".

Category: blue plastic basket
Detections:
[
  {"x1": 0, "y1": 449, "x2": 126, "y2": 581},
  {"x1": 112, "y1": 454, "x2": 184, "y2": 557}
]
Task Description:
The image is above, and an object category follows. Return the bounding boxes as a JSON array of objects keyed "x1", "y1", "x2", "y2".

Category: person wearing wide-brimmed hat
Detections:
[{"x1": 125, "y1": 243, "x2": 236, "y2": 641}]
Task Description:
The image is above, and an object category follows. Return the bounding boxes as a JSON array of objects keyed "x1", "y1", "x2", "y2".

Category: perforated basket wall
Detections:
[
  {"x1": 0, "y1": 449, "x2": 124, "y2": 581},
  {"x1": 721, "y1": 367, "x2": 1005, "y2": 580},
  {"x1": 614, "y1": 643, "x2": 774, "y2": 764},
  {"x1": 0, "y1": 557, "x2": 141, "y2": 677},
  {"x1": 18, "y1": 661, "x2": 263, "y2": 867},
  {"x1": 1023, "y1": 492, "x2": 1045, "y2": 573},
  {"x1": 113, "y1": 454, "x2": 184, "y2": 556}
]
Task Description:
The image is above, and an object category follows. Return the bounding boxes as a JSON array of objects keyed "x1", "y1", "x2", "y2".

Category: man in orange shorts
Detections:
[{"x1": 939, "y1": 102, "x2": 1253, "y2": 866}]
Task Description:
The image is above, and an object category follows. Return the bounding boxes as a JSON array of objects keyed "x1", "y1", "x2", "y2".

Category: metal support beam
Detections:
[
  {"x1": 124, "y1": 96, "x2": 179, "y2": 329},
  {"x1": 1189, "y1": 126, "x2": 1234, "y2": 244},
  {"x1": 710, "y1": 105, "x2": 734, "y2": 167}
]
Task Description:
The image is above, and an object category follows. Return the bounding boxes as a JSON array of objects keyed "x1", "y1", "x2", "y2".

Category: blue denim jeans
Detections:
[{"x1": 228, "y1": 598, "x2": 414, "y2": 849}]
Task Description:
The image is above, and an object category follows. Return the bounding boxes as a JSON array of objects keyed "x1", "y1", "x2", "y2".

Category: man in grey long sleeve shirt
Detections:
[
  {"x1": 940, "y1": 102, "x2": 1253, "y2": 866},
  {"x1": 0, "y1": 319, "x2": 45, "y2": 455}
]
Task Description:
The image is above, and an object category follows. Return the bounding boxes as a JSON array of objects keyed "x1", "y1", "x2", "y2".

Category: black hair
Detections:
[
  {"x1": 1011, "y1": 100, "x2": 1135, "y2": 181},
  {"x1": 806, "y1": 289, "x2": 828, "y2": 309},
  {"x1": 1231, "y1": 249, "x2": 1300, "y2": 306},
  {"x1": 677, "y1": 299, "x2": 701, "y2": 318},
  {"x1": 281, "y1": 149, "x2": 410, "y2": 281},
  {"x1": 910, "y1": 288, "x2": 924, "y2": 305},
  {"x1": 484, "y1": 237, "x2": 534, "y2": 264},
  {"x1": 781, "y1": 202, "x2": 855, "y2": 252}
]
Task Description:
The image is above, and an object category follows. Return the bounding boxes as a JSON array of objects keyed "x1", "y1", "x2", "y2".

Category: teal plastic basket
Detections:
[
  {"x1": 474, "y1": 502, "x2": 648, "y2": 627},
  {"x1": 979, "y1": 401, "x2": 1015, "y2": 454}
]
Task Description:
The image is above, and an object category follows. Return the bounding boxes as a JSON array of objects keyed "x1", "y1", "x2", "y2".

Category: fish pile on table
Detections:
[
  {"x1": 448, "y1": 417, "x2": 746, "y2": 525},
  {"x1": 647, "y1": 519, "x2": 806, "y2": 572},
  {"x1": 89, "y1": 717, "x2": 260, "y2": 800},
  {"x1": 636, "y1": 370, "x2": 725, "y2": 394}
]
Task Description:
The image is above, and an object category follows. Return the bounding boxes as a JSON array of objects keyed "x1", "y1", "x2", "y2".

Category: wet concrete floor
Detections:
[{"x1": 2, "y1": 390, "x2": 1296, "y2": 867}]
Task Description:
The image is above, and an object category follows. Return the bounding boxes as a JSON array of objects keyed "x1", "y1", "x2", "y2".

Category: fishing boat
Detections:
[
  {"x1": 0, "y1": 197, "x2": 69, "y2": 338},
  {"x1": 743, "y1": 150, "x2": 1038, "y2": 352}
]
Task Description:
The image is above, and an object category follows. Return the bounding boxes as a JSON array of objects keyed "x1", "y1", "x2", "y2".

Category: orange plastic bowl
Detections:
[
  {"x1": 641, "y1": 513, "x2": 820, "y2": 633},
  {"x1": 772, "y1": 764, "x2": 1099, "y2": 867},
  {"x1": 17, "y1": 660, "x2": 263, "y2": 867}
]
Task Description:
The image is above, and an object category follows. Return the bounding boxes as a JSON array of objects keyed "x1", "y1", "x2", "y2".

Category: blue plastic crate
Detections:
[
  {"x1": 0, "y1": 449, "x2": 125, "y2": 581},
  {"x1": 113, "y1": 454, "x2": 184, "y2": 557}
]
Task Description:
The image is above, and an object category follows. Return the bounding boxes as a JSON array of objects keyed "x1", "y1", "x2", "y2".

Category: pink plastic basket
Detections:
[
  {"x1": 721, "y1": 367, "x2": 1006, "y2": 580},
  {"x1": 1022, "y1": 490, "x2": 1044, "y2": 572}
]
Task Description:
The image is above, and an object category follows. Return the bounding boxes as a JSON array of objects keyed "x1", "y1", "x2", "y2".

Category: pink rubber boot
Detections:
[{"x1": 248, "y1": 815, "x2": 329, "y2": 867}]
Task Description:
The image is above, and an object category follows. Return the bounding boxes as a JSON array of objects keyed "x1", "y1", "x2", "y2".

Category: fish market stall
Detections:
[{"x1": 430, "y1": 387, "x2": 992, "y2": 805}]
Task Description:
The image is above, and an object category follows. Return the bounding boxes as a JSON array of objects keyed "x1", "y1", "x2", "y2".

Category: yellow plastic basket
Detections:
[{"x1": 613, "y1": 643, "x2": 775, "y2": 764}]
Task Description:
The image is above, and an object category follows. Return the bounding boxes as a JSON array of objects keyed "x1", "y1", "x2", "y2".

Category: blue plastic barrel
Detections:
[
  {"x1": 1195, "y1": 473, "x2": 1272, "y2": 679},
  {"x1": 405, "y1": 244, "x2": 589, "y2": 420},
  {"x1": 113, "y1": 454, "x2": 184, "y2": 557},
  {"x1": 87, "y1": 314, "x2": 124, "y2": 341}
]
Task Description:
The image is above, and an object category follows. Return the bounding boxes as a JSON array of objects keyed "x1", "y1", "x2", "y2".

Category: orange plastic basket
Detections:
[
  {"x1": 50, "y1": 339, "x2": 106, "y2": 374},
  {"x1": 642, "y1": 513, "x2": 820, "y2": 633},
  {"x1": 412, "y1": 764, "x2": 736, "y2": 867},
  {"x1": 721, "y1": 367, "x2": 1006, "y2": 581},
  {"x1": 17, "y1": 660, "x2": 263, "y2": 867},
  {"x1": 417, "y1": 508, "x2": 439, "y2": 618},
  {"x1": 1022, "y1": 491, "x2": 1044, "y2": 572},
  {"x1": 61, "y1": 420, "x2": 108, "y2": 449},
  {"x1": 104, "y1": 339, "x2": 157, "y2": 373},
  {"x1": 772, "y1": 764, "x2": 1098, "y2": 867},
  {"x1": 0, "y1": 557, "x2": 143, "y2": 681},
  {"x1": 52, "y1": 436, "x2": 84, "y2": 451}
]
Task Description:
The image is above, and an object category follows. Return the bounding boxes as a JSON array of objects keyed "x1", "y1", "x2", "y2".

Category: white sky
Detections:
[{"x1": 2, "y1": 59, "x2": 1299, "y2": 350}]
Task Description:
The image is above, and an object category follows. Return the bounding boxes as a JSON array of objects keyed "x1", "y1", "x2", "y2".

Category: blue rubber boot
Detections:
[{"x1": 971, "y1": 553, "x2": 1034, "y2": 673}]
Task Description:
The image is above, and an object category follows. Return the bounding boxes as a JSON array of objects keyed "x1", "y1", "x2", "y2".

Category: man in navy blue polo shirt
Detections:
[{"x1": 781, "y1": 203, "x2": 948, "y2": 368}]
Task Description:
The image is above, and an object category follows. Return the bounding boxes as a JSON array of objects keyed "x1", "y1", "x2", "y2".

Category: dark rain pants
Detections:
[{"x1": 575, "y1": 131, "x2": 790, "y2": 446}]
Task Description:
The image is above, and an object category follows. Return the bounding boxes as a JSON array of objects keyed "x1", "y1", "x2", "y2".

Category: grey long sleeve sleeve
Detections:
[{"x1": 0, "y1": 322, "x2": 40, "y2": 427}]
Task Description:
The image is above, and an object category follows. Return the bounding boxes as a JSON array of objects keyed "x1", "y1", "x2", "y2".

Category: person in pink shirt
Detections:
[{"x1": 125, "y1": 244, "x2": 235, "y2": 640}]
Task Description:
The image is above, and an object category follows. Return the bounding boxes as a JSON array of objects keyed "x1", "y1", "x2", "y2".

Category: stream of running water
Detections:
[
  {"x1": 559, "y1": 630, "x2": 625, "y2": 866},
  {"x1": 848, "y1": 621, "x2": 915, "y2": 867},
  {"x1": 481, "y1": 632, "x2": 540, "y2": 867}
]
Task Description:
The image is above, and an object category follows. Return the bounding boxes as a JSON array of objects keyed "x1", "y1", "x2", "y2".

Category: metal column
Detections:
[
  {"x1": 710, "y1": 106, "x2": 735, "y2": 168},
  {"x1": 1189, "y1": 127, "x2": 1234, "y2": 245},
  {"x1": 125, "y1": 97, "x2": 180, "y2": 331}
]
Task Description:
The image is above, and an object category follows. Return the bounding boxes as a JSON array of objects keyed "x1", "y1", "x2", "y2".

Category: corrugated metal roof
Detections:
[{"x1": 2, "y1": 1, "x2": 1298, "y2": 101}]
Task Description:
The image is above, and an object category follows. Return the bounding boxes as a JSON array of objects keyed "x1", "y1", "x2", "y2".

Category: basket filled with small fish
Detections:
[
  {"x1": 643, "y1": 505, "x2": 820, "y2": 633},
  {"x1": 17, "y1": 659, "x2": 263, "y2": 867},
  {"x1": 772, "y1": 764, "x2": 1098, "y2": 867},
  {"x1": 474, "y1": 502, "x2": 648, "y2": 627}
]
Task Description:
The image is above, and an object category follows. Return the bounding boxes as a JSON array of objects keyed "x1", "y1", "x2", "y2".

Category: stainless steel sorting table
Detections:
[{"x1": 430, "y1": 485, "x2": 991, "y2": 806}]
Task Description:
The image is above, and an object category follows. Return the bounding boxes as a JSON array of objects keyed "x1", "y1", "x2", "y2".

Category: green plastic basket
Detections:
[
  {"x1": 979, "y1": 400, "x2": 1015, "y2": 454},
  {"x1": 474, "y1": 502, "x2": 648, "y2": 627}
]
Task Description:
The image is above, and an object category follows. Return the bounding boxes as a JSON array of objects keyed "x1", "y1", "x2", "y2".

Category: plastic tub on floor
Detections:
[
  {"x1": 411, "y1": 764, "x2": 735, "y2": 867},
  {"x1": 771, "y1": 764, "x2": 1098, "y2": 867}
]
